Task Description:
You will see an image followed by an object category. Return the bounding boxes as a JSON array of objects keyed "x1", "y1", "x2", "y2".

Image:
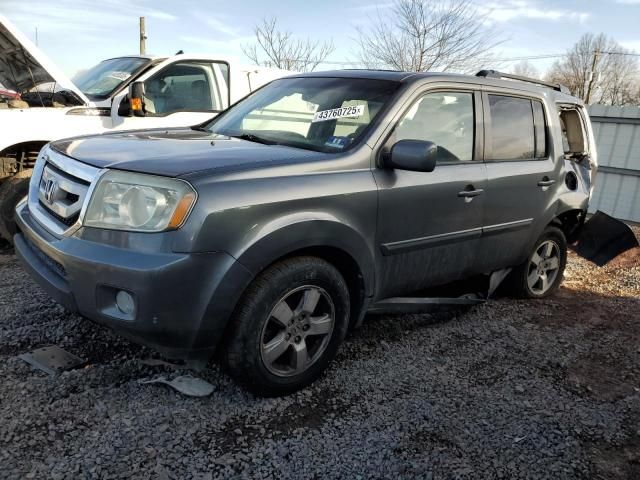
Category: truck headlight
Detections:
[{"x1": 84, "y1": 170, "x2": 196, "y2": 232}]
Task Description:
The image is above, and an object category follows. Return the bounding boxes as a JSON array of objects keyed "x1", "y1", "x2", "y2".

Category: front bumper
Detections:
[{"x1": 14, "y1": 201, "x2": 252, "y2": 360}]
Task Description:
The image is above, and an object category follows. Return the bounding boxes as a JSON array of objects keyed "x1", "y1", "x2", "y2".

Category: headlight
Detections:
[{"x1": 84, "y1": 170, "x2": 196, "y2": 232}]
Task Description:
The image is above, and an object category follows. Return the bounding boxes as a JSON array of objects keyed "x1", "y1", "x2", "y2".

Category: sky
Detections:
[{"x1": 1, "y1": 0, "x2": 640, "y2": 78}]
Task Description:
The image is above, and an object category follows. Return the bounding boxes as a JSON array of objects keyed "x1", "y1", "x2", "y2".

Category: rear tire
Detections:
[
  {"x1": 508, "y1": 226, "x2": 567, "y2": 299},
  {"x1": 0, "y1": 170, "x2": 32, "y2": 244},
  {"x1": 223, "y1": 256, "x2": 350, "y2": 396}
]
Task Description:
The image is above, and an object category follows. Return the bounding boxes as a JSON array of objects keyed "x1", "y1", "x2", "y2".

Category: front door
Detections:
[
  {"x1": 374, "y1": 89, "x2": 487, "y2": 298},
  {"x1": 111, "y1": 60, "x2": 230, "y2": 130}
]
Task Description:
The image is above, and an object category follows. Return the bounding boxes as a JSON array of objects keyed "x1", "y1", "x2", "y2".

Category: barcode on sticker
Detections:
[{"x1": 312, "y1": 105, "x2": 365, "y2": 123}]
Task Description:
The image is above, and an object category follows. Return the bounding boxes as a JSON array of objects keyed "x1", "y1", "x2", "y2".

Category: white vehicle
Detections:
[{"x1": 0, "y1": 14, "x2": 289, "y2": 241}]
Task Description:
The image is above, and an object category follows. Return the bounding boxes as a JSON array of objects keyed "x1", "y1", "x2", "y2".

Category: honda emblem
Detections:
[{"x1": 43, "y1": 178, "x2": 58, "y2": 204}]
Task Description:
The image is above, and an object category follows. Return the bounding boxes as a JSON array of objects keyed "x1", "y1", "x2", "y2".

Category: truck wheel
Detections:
[
  {"x1": 508, "y1": 226, "x2": 567, "y2": 299},
  {"x1": 0, "y1": 170, "x2": 33, "y2": 244},
  {"x1": 224, "y1": 256, "x2": 350, "y2": 396}
]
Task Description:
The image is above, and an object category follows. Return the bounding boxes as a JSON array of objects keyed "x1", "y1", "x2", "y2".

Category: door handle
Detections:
[
  {"x1": 457, "y1": 187, "x2": 484, "y2": 203},
  {"x1": 457, "y1": 189, "x2": 484, "y2": 198},
  {"x1": 537, "y1": 178, "x2": 556, "y2": 187}
]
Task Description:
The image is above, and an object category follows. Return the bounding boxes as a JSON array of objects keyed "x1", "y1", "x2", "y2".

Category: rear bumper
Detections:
[{"x1": 14, "y1": 201, "x2": 252, "y2": 360}]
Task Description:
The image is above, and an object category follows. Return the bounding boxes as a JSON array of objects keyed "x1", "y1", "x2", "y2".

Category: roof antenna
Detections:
[{"x1": 175, "y1": 50, "x2": 184, "y2": 55}]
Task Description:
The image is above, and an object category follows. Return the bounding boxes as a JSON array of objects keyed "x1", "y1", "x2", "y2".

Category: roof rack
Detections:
[{"x1": 476, "y1": 69, "x2": 570, "y2": 95}]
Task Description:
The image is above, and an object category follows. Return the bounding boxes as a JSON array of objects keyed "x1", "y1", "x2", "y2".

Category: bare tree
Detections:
[
  {"x1": 355, "y1": 0, "x2": 501, "y2": 73},
  {"x1": 547, "y1": 33, "x2": 640, "y2": 106},
  {"x1": 242, "y1": 18, "x2": 335, "y2": 72},
  {"x1": 511, "y1": 60, "x2": 540, "y2": 79}
]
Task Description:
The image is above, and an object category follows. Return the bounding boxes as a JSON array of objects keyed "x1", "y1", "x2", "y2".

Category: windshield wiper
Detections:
[
  {"x1": 191, "y1": 125, "x2": 209, "y2": 132},
  {"x1": 229, "y1": 133, "x2": 278, "y2": 145}
]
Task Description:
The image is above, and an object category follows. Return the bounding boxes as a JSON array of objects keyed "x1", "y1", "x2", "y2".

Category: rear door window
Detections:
[
  {"x1": 532, "y1": 100, "x2": 547, "y2": 158},
  {"x1": 487, "y1": 95, "x2": 535, "y2": 160}
]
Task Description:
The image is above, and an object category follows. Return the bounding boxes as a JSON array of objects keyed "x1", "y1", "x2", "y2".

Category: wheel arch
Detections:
[
  {"x1": 204, "y1": 219, "x2": 375, "y2": 351},
  {"x1": 550, "y1": 208, "x2": 586, "y2": 244},
  {"x1": 262, "y1": 244, "x2": 367, "y2": 330},
  {"x1": 0, "y1": 140, "x2": 48, "y2": 176},
  {"x1": 233, "y1": 219, "x2": 374, "y2": 322}
]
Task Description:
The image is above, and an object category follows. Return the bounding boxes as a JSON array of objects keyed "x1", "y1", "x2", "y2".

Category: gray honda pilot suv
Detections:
[{"x1": 14, "y1": 70, "x2": 596, "y2": 395}]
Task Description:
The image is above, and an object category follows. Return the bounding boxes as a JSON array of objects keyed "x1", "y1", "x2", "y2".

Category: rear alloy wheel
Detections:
[
  {"x1": 224, "y1": 256, "x2": 350, "y2": 396},
  {"x1": 526, "y1": 240, "x2": 561, "y2": 295},
  {"x1": 509, "y1": 226, "x2": 567, "y2": 299}
]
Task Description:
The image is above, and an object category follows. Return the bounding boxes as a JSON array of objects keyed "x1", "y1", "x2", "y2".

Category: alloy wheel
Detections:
[
  {"x1": 260, "y1": 285, "x2": 335, "y2": 377},
  {"x1": 527, "y1": 240, "x2": 561, "y2": 295}
]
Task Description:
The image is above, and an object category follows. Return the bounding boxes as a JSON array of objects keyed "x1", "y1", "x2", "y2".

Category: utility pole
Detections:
[
  {"x1": 139, "y1": 17, "x2": 146, "y2": 56},
  {"x1": 585, "y1": 48, "x2": 600, "y2": 105}
]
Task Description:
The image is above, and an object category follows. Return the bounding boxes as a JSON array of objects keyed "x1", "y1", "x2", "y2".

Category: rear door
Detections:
[
  {"x1": 373, "y1": 88, "x2": 487, "y2": 298},
  {"x1": 477, "y1": 90, "x2": 560, "y2": 272}
]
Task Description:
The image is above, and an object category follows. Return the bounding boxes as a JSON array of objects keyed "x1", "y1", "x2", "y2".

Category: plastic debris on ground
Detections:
[{"x1": 140, "y1": 375, "x2": 215, "y2": 397}]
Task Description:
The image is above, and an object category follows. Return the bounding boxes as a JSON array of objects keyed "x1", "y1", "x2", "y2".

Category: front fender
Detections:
[{"x1": 233, "y1": 217, "x2": 376, "y2": 297}]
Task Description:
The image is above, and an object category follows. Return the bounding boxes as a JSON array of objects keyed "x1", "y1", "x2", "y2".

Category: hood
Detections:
[
  {"x1": 0, "y1": 14, "x2": 89, "y2": 104},
  {"x1": 51, "y1": 128, "x2": 331, "y2": 177}
]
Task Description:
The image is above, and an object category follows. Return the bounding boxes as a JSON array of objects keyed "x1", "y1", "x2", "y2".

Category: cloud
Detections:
[
  {"x1": 481, "y1": 0, "x2": 590, "y2": 24},
  {"x1": 349, "y1": 1, "x2": 395, "y2": 12},
  {"x1": 192, "y1": 12, "x2": 245, "y2": 39},
  {"x1": 620, "y1": 40, "x2": 640, "y2": 52},
  {"x1": 2, "y1": 0, "x2": 176, "y2": 38},
  {"x1": 179, "y1": 34, "x2": 254, "y2": 50},
  {"x1": 616, "y1": 0, "x2": 640, "y2": 4}
]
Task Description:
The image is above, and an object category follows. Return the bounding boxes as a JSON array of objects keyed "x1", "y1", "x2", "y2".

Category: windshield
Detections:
[
  {"x1": 74, "y1": 57, "x2": 150, "y2": 100},
  {"x1": 205, "y1": 77, "x2": 400, "y2": 152}
]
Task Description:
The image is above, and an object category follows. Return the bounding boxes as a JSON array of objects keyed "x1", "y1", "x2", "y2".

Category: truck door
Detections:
[
  {"x1": 111, "y1": 60, "x2": 230, "y2": 130},
  {"x1": 373, "y1": 89, "x2": 487, "y2": 298}
]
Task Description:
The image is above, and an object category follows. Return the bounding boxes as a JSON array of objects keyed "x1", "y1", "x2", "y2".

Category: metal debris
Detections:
[
  {"x1": 488, "y1": 268, "x2": 512, "y2": 298},
  {"x1": 18, "y1": 345, "x2": 85, "y2": 376},
  {"x1": 141, "y1": 375, "x2": 215, "y2": 397},
  {"x1": 139, "y1": 358, "x2": 186, "y2": 369}
]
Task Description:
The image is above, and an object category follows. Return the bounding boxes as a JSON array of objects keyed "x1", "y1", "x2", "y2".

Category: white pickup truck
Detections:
[{"x1": 0, "y1": 14, "x2": 289, "y2": 241}]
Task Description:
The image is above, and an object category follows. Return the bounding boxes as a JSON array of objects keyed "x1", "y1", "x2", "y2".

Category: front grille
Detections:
[
  {"x1": 29, "y1": 149, "x2": 100, "y2": 237},
  {"x1": 36, "y1": 161, "x2": 90, "y2": 230},
  {"x1": 38, "y1": 200, "x2": 80, "y2": 227}
]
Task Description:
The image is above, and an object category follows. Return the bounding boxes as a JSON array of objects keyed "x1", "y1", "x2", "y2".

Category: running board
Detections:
[
  {"x1": 368, "y1": 295, "x2": 485, "y2": 314},
  {"x1": 366, "y1": 268, "x2": 514, "y2": 315}
]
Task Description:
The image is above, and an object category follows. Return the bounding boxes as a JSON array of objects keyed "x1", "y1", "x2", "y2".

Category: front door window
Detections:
[{"x1": 143, "y1": 62, "x2": 227, "y2": 115}]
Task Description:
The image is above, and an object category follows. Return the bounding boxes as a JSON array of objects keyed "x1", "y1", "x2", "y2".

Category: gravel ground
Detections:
[{"x1": 0, "y1": 229, "x2": 639, "y2": 480}]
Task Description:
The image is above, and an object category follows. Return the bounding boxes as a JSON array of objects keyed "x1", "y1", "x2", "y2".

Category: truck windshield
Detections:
[
  {"x1": 74, "y1": 57, "x2": 150, "y2": 100},
  {"x1": 206, "y1": 77, "x2": 400, "y2": 152}
]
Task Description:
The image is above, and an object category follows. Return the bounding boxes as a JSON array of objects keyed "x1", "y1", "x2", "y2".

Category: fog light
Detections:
[{"x1": 115, "y1": 290, "x2": 135, "y2": 315}]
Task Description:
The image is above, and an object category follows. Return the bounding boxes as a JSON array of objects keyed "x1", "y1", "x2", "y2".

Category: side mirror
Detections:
[
  {"x1": 385, "y1": 139, "x2": 437, "y2": 172},
  {"x1": 118, "y1": 95, "x2": 131, "y2": 116},
  {"x1": 129, "y1": 81, "x2": 146, "y2": 117}
]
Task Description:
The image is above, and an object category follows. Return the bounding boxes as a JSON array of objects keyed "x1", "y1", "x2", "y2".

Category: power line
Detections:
[
  {"x1": 278, "y1": 50, "x2": 640, "y2": 68},
  {"x1": 599, "y1": 50, "x2": 640, "y2": 57}
]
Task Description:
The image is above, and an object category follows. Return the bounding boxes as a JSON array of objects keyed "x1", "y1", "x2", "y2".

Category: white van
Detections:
[{"x1": 0, "y1": 14, "x2": 290, "y2": 241}]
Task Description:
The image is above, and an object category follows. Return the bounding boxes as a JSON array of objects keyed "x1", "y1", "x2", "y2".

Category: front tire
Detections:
[
  {"x1": 509, "y1": 226, "x2": 567, "y2": 298},
  {"x1": 223, "y1": 256, "x2": 350, "y2": 396},
  {"x1": 0, "y1": 170, "x2": 32, "y2": 244}
]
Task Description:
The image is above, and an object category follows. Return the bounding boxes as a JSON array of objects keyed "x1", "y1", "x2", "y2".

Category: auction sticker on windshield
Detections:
[
  {"x1": 312, "y1": 105, "x2": 365, "y2": 123},
  {"x1": 108, "y1": 71, "x2": 132, "y2": 81}
]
